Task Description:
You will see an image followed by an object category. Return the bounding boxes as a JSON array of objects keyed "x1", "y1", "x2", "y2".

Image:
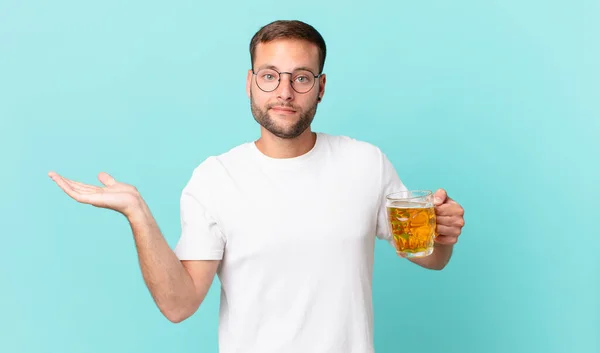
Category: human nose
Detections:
[{"x1": 276, "y1": 72, "x2": 294, "y2": 101}]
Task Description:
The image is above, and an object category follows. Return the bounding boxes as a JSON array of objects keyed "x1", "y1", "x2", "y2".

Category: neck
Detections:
[{"x1": 255, "y1": 128, "x2": 317, "y2": 159}]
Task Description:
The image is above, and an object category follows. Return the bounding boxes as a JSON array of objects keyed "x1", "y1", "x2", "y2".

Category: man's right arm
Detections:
[
  {"x1": 128, "y1": 199, "x2": 219, "y2": 323},
  {"x1": 48, "y1": 170, "x2": 218, "y2": 323}
]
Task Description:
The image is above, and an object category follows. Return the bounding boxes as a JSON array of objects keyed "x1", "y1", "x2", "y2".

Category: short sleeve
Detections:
[
  {"x1": 174, "y1": 159, "x2": 226, "y2": 260},
  {"x1": 375, "y1": 151, "x2": 408, "y2": 244}
]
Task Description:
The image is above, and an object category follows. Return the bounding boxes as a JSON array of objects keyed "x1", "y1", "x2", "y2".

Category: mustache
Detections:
[{"x1": 267, "y1": 102, "x2": 300, "y2": 111}]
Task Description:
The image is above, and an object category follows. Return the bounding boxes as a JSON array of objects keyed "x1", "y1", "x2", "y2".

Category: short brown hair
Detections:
[{"x1": 249, "y1": 20, "x2": 327, "y2": 74}]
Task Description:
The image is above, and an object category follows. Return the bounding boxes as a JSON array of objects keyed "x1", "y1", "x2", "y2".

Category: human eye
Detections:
[
  {"x1": 260, "y1": 70, "x2": 278, "y2": 81},
  {"x1": 293, "y1": 71, "x2": 313, "y2": 84}
]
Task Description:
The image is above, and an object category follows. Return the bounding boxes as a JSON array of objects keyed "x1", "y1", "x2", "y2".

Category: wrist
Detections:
[
  {"x1": 434, "y1": 242, "x2": 454, "y2": 249},
  {"x1": 433, "y1": 242, "x2": 454, "y2": 260},
  {"x1": 124, "y1": 196, "x2": 150, "y2": 224}
]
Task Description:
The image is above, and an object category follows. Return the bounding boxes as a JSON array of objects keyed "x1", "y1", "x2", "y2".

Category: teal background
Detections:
[{"x1": 1, "y1": 0, "x2": 598, "y2": 352}]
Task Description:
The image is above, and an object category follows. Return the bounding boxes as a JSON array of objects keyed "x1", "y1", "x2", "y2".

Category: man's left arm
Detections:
[{"x1": 409, "y1": 188, "x2": 465, "y2": 270}]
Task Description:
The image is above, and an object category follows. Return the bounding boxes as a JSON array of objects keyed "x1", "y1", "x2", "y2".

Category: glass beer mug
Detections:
[{"x1": 386, "y1": 190, "x2": 437, "y2": 258}]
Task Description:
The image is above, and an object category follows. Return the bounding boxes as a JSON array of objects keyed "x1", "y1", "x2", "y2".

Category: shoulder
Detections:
[
  {"x1": 321, "y1": 133, "x2": 385, "y2": 162},
  {"x1": 185, "y1": 142, "x2": 252, "y2": 188}
]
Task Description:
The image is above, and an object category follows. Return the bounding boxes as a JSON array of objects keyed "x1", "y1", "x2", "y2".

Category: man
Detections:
[{"x1": 49, "y1": 20, "x2": 465, "y2": 353}]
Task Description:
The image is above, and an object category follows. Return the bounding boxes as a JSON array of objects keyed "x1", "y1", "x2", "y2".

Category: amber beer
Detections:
[{"x1": 386, "y1": 190, "x2": 437, "y2": 258}]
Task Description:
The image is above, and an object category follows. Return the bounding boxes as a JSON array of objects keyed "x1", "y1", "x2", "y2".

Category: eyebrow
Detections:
[{"x1": 257, "y1": 64, "x2": 318, "y2": 73}]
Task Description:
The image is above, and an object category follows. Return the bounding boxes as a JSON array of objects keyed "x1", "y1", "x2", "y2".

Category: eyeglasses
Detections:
[{"x1": 252, "y1": 68, "x2": 322, "y2": 94}]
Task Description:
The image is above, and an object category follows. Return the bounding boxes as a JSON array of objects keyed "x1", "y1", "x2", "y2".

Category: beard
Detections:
[{"x1": 250, "y1": 92, "x2": 318, "y2": 139}]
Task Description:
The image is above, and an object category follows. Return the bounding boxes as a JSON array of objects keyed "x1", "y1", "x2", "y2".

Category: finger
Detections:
[
  {"x1": 435, "y1": 203, "x2": 464, "y2": 217},
  {"x1": 98, "y1": 172, "x2": 117, "y2": 187},
  {"x1": 49, "y1": 173, "x2": 74, "y2": 193},
  {"x1": 446, "y1": 197, "x2": 458, "y2": 205},
  {"x1": 49, "y1": 172, "x2": 98, "y2": 192},
  {"x1": 51, "y1": 174, "x2": 107, "y2": 205},
  {"x1": 73, "y1": 192, "x2": 107, "y2": 206},
  {"x1": 64, "y1": 178, "x2": 102, "y2": 193},
  {"x1": 433, "y1": 188, "x2": 447, "y2": 206},
  {"x1": 436, "y1": 224, "x2": 462, "y2": 237},
  {"x1": 50, "y1": 174, "x2": 86, "y2": 202},
  {"x1": 434, "y1": 235, "x2": 458, "y2": 245},
  {"x1": 436, "y1": 215, "x2": 465, "y2": 228}
]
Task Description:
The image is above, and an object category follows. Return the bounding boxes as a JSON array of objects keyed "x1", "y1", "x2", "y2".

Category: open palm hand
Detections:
[{"x1": 48, "y1": 171, "x2": 141, "y2": 217}]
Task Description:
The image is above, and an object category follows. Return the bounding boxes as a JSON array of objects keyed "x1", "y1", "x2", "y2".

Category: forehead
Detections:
[{"x1": 254, "y1": 39, "x2": 320, "y2": 72}]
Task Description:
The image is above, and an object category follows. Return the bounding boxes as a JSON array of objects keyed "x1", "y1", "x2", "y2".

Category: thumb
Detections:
[
  {"x1": 433, "y1": 188, "x2": 447, "y2": 206},
  {"x1": 98, "y1": 172, "x2": 117, "y2": 187}
]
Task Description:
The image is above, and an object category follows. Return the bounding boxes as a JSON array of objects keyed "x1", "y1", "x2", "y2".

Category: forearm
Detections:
[
  {"x1": 127, "y1": 199, "x2": 199, "y2": 321},
  {"x1": 409, "y1": 243, "x2": 454, "y2": 270}
]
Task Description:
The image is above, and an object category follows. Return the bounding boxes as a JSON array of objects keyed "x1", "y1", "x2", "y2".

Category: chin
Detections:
[
  {"x1": 268, "y1": 113, "x2": 299, "y2": 123},
  {"x1": 270, "y1": 130, "x2": 305, "y2": 140},
  {"x1": 265, "y1": 122, "x2": 306, "y2": 139}
]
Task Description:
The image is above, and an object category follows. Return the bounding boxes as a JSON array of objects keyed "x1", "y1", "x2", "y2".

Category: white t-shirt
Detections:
[{"x1": 174, "y1": 132, "x2": 407, "y2": 353}]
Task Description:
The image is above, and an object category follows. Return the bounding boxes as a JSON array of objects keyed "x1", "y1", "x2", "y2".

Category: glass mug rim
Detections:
[{"x1": 385, "y1": 189, "x2": 433, "y2": 201}]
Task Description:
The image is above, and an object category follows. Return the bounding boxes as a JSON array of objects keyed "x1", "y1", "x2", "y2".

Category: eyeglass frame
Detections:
[{"x1": 251, "y1": 67, "x2": 323, "y2": 94}]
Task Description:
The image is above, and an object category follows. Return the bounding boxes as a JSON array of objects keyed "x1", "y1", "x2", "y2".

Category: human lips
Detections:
[{"x1": 269, "y1": 106, "x2": 297, "y2": 114}]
